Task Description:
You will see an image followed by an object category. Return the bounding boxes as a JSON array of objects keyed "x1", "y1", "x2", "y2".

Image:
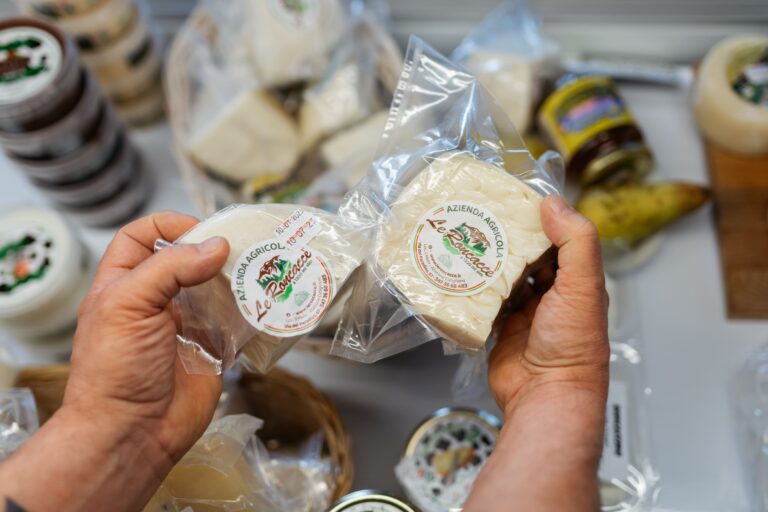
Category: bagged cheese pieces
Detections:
[
  {"x1": 452, "y1": 0, "x2": 560, "y2": 134},
  {"x1": 169, "y1": 204, "x2": 367, "y2": 374},
  {"x1": 330, "y1": 36, "x2": 562, "y2": 362}
]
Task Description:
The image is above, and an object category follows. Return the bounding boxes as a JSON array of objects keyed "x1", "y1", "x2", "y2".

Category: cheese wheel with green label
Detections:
[
  {"x1": 177, "y1": 204, "x2": 365, "y2": 373},
  {"x1": 375, "y1": 152, "x2": 553, "y2": 350}
]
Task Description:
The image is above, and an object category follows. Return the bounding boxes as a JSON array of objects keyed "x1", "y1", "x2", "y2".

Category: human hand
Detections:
[
  {"x1": 489, "y1": 194, "x2": 609, "y2": 414},
  {"x1": 65, "y1": 212, "x2": 229, "y2": 464}
]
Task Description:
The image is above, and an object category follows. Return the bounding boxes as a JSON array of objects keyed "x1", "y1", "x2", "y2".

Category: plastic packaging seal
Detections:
[{"x1": 694, "y1": 34, "x2": 768, "y2": 155}]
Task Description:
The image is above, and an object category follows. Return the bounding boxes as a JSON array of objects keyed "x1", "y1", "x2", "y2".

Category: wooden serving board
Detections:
[{"x1": 704, "y1": 143, "x2": 768, "y2": 319}]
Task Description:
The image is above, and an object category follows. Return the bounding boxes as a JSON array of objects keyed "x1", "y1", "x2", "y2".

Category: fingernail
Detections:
[
  {"x1": 199, "y1": 237, "x2": 225, "y2": 254},
  {"x1": 549, "y1": 195, "x2": 574, "y2": 215}
]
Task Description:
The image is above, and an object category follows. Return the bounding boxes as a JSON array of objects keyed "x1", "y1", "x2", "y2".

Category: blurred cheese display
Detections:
[
  {"x1": 143, "y1": 414, "x2": 334, "y2": 512},
  {"x1": 167, "y1": 0, "x2": 402, "y2": 214},
  {"x1": 452, "y1": 0, "x2": 560, "y2": 134},
  {"x1": 694, "y1": 34, "x2": 768, "y2": 155},
  {"x1": 16, "y1": 0, "x2": 165, "y2": 127}
]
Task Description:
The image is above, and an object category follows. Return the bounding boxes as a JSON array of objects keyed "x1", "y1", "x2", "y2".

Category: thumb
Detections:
[
  {"x1": 541, "y1": 195, "x2": 604, "y2": 285},
  {"x1": 113, "y1": 237, "x2": 230, "y2": 313}
]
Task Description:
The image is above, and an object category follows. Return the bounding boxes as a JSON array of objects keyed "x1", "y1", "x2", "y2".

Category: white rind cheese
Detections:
[
  {"x1": 188, "y1": 91, "x2": 300, "y2": 183},
  {"x1": 250, "y1": 0, "x2": 347, "y2": 88},
  {"x1": 299, "y1": 62, "x2": 375, "y2": 149},
  {"x1": 320, "y1": 109, "x2": 388, "y2": 187},
  {"x1": 375, "y1": 153, "x2": 552, "y2": 350},
  {"x1": 178, "y1": 204, "x2": 365, "y2": 372}
]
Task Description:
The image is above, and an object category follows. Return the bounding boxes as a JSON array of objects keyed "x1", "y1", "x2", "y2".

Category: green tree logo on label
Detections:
[
  {"x1": 0, "y1": 229, "x2": 52, "y2": 293},
  {"x1": 257, "y1": 256, "x2": 293, "y2": 302},
  {"x1": 442, "y1": 223, "x2": 490, "y2": 258},
  {"x1": 0, "y1": 38, "x2": 47, "y2": 84}
]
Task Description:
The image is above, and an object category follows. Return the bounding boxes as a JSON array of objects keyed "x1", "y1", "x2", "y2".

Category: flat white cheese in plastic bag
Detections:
[
  {"x1": 175, "y1": 204, "x2": 366, "y2": 374},
  {"x1": 250, "y1": 0, "x2": 347, "y2": 88},
  {"x1": 320, "y1": 109, "x2": 388, "y2": 187},
  {"x1": 375, "y1": 152, "x2": 553, "y2": 351},
  {"x1": 189, "y1": 90, "x2": 300, "y2": 183}
]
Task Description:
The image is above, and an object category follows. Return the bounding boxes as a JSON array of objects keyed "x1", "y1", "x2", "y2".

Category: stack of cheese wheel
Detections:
[
  {"x1": 0, "y1": 207, "x2": 93, "y2": 341},
  {"x1": 0, "y1": 18, "x2": 147, "y2": 227},
  {"x1": 19, "y1": 0, "x2": 164, "y2": 127}
]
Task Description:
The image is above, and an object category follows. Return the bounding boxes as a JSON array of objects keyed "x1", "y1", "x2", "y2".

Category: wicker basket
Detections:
[
  {"x1": 14, "y1": 364, "x2": 353, "y2": 502},
  {"x1": 164, "y1": 4, "x2": 403, "y2": 216}
]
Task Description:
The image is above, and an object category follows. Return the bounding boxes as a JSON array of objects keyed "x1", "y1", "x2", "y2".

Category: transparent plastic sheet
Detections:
[
  {"x1": 330, "y1": 36, "x2": 563, "y2": 364},
  {"x1": 732, "y1": 341, "x2": 768, "y2": 511},
  {"x1": 0, "y1": 388, "x2": 39, "y2": 462},
  {"x1": 143, "y1": 414, "x2": 334, "y2": 512},
  {"x1": 160, "y1": 204, "x2": 368, "y2": 375},
  {"x1": 167, "y1": 0, "x2": 402, "y2": 214},
  {"x1": 600, "y1": 342, "x2": 660, "y2": 511},
  {"x1": 451, "y1": 0, "x2": 561, "y2": 134}
]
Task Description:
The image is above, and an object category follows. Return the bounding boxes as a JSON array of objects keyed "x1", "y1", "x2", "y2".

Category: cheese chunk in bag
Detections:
[
  {"x1": 375, "y1": 152, "x2": 553, "y2": 350},
  {"x1": 174, "y1": 204, "x2": 365, "y2": 374}
]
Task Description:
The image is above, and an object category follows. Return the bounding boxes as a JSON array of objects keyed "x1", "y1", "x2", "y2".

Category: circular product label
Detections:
[
  {"x1": 332, "y1": 498, "x2": 412, "y2": 512},
  {"x1": 267, "y1": 0, "x2": 321, "y2": 29},
  {"x1": 406, "y1": 413, "x2": 498, "y2": 510},
  {"x1": 410, "y1": 202, "x2": 508, "y2": 296},
  {"x1": 231, "y1": 239, "x2": 335, "y2": 337},
  {"x1": 0, "y1": 26, "x2": 63, "y2": 105},
  {"x1": 0, "y1": 226, "x2": 54, "y2": 296}
]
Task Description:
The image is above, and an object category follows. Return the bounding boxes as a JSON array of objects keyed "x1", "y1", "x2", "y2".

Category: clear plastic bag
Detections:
[
  {"x1": 165, "y1": 204, "x2": 368, "y2": 375},
  {"x1": 330, "y1": 36, "x2": 563, "y2": 363},
  {"x1": 166, "y1": 0, "x2": 402, "y2": 214},
  {"x1": 600, "y1": 342, "x2": 660, "y2": 511},
  {"x1": 143, "y1": 414, "x2": 334, "y2": 512},
  {"x1": 0, "y1": 388, "x2": 39, "y2": 461},
  {"x1": 451, "y1": 0, "x2": 561, "y2": 135},
  {"x1": 732, "y1": 341, "x2": 768, "y2": 510}
]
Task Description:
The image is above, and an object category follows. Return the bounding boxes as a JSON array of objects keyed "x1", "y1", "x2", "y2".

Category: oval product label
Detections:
[
  {"x1": 332, "y1": 499, "x2": 412, "y2": 512},
  {"x1": 231, "y1": 238, "x2": 335, "y2": 337},
  {"x1": 267, "y1": 0, "x2": 321, "y2": 29},
  {"x1": 0, "y1": 226, "x2": 54, "y2": 295},
  {"x1": 410, "y1": 202, "x2": 508, "y2": 296},
  {"x1": 0, "y1": 26, "x2": 63, "y2": 105}
]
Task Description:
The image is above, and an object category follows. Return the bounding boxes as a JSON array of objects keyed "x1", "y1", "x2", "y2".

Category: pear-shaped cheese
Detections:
[{"x1": 375, "y1": 152, "x2": 552, "y2": 350}]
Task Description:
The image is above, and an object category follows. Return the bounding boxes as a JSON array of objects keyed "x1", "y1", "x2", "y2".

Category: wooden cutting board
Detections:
[{"x1": 704, "y1": 143, "x2": 768, "y2": 319}]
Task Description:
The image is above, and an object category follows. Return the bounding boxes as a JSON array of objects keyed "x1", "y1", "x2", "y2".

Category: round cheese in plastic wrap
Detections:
[
  {"x1": 173, "y1": 204, "x2": 366, "y2": 374},
  {"x1": 375, "y1": 152, "x2": 553, "y2": 351},
  {"x1": 694, "y1": 34, "x2": 768, "y2": 155}
]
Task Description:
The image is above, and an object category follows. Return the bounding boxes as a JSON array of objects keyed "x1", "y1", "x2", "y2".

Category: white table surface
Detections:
[{"x1": 0, "y1": 83, "x2": 765, "y2": 512}]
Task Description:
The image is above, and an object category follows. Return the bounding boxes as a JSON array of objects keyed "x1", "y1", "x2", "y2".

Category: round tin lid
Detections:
[
  {"x1": 0, "y1": 21, "x2": 65, "y2": 106},
  {"x1": 328, "y1": 490, "x2": 416, "y2": 512},
  {"x1": 399, "y1": 407, "x2": 501, "y2": 511},
  {"x1": 0, "y1": 206, "x2": 82, "y2": 318}
]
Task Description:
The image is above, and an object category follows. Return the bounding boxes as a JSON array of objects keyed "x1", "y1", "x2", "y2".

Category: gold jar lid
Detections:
[{"x1": 581, "y1": 143, "x2": 653, "y2": 187}]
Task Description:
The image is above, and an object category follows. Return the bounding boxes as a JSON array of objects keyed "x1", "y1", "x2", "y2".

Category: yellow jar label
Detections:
[{"x1": 539, "y1": 76, "x2": 634, "y2": 162}]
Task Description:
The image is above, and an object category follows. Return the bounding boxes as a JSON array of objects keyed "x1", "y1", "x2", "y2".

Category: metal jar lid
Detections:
[
  {"x1": 0, "y1": 69, "x2": 100, "y2": 159},
  {"x1": 17, "y1": 0, "x2": 103, "y2": 19},
  {"x1": 327, "y1": 490, "x2": 416, "y2": 512},
  {"x1": 7, "y1": 101, "x2": 120, "y2": 184},
  {"x1": 0, "y1": 18, "x2": 81, "y2": 133},
  {"x1": 59, "y1": 151, "x2": 149, "y2": 227},
  {"x1": 31, "y1": 132, "x2": 136, "y2": 206},
  {"x1": 398, "y1": 407, "x2": 502, "y2": 512},
  {"x1": 581, "y1": 143, "x2": 653, "y2": 187}
]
